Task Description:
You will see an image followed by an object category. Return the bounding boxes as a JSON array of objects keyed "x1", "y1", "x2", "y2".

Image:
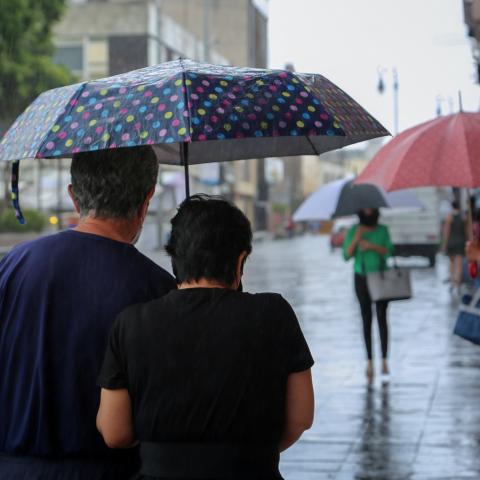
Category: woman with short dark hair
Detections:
[{"x1": 96, "y1": 194, "x2": 314, "y2": 480}]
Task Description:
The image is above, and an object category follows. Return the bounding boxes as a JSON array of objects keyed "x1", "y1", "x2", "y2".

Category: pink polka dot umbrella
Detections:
[
  {"x1": 356, "y1": 112, "x2": 480, "y2": 191},
  {"x1": 0, "y1": 59, "x2": 388, "y2": 223}
]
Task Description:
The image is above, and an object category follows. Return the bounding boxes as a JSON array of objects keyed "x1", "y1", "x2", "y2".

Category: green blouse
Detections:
[{"x1": 343, "y1": 224, "x2": 394, "y2": 275}]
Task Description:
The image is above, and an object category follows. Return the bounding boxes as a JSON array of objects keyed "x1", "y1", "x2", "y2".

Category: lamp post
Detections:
[{"x1": 377, "y1": 66, "x2": 399, "y2": 135}]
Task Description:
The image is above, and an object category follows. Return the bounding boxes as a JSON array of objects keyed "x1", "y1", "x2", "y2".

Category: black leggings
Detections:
[{"x1": 354, "y1": 274, "x2": 389, "y2": 360}]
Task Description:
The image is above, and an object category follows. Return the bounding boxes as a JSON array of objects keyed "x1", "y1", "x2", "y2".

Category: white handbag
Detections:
[{"x1": 366, "y1": 259, "x2": 412, "y2": 302}]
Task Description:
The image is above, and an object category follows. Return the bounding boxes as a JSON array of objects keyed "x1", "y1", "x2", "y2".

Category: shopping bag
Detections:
[
  {"x1": 366, "y1": 267, "x2": 412, "y2": 302},
  {"x1": 454, "y1": 289, "x2": 480, "y2": 345}
]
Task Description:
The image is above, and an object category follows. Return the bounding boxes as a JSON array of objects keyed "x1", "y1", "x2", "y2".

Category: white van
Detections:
[{"x1": 380, "y1": 187, "x2": 442, "y2": 267}]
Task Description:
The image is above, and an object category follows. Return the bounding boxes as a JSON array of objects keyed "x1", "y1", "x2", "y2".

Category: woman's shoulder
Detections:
[
  {"x1": 239, "y1": 293, "x2": 297, "y2": 331},
  {"x1": 377, "y1": 223, "x2": 390, "y2": 233},
  {"x1": 240, "y1": 291, "x2": 293, "y2": 312},
  {"x1": 115, "y1": 293, "x2": 174, "y2": 328}
]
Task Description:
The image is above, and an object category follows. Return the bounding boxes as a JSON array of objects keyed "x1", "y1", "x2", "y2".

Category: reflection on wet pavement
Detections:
[{"x1": 147, "y1": 234, "x2": 480, "y2": 479}]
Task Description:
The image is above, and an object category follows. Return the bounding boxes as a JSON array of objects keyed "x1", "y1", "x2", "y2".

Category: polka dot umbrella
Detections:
[{"x1": 0, "y1": 58, "x2": 389, "y2": 223}]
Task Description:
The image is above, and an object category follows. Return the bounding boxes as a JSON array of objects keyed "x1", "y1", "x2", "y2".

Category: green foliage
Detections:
[
  {"x1": 0, "y1": 208, "x2": 47, "y2": 233},
  {"x1": 0, "y1": 0, "x2": 74, "y2": 125},
  {"x1": 271, "y1": 203, "x2": 288, "y2": 214}
]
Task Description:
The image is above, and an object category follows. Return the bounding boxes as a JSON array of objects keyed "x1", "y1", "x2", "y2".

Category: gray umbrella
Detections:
[{"x1": 333, "y1": 181, "x2": 388, "y2": 217}]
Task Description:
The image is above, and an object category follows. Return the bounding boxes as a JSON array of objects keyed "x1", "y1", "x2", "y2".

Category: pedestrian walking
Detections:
[
  {"x1": 442, "y1": 201, "x2": 467, "y2": 290},
  {"x1": 96, "y1": 194, "x2": 314, "y2": 480},
  {"x1": 343, "y1": 208, "x2": 394, "y2": 381},
  {"x1": 0, "y1": 147, "x2": 176, "y2": 480}
]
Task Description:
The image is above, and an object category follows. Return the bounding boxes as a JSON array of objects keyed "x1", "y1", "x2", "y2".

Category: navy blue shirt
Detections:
[{"x1": 0, "y1": 230, "x2": 175, "y2": 461}]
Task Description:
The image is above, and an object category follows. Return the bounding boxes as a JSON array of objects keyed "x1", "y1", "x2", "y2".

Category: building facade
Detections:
[
  {"x1": 464, "y1": 0, "x2": 480, "y2": 83},
  {"x1": 300, "y1": 138, "x2": 385, "y2": 198},
  {"x1": 54, "y1": 0, "x2": 229, "y2": 80},
  {"x1": 160, "y1": 0, "x2": 269, "y2": 229},
  {"x1": 54, "y1": 0, "x2": 268, "y2": 229}
]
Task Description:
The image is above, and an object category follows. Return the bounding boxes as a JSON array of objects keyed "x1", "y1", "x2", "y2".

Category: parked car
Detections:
[{"x1": 380, "y1": 187, "x2": 442, "y2": 267}]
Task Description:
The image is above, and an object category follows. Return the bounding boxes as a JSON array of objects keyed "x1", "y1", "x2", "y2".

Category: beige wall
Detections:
[
  {"x1": 55, "y1": 2, "x2": 149, "y2": 37},
  {"x1": 301, "y1": 155, "x2": 345, "y2": 197},
  {"x1": 233, "y1": 159, "x2": 257, "y2": 197},
  {"x1": 344, "y1": 158, "x2": 369, "y2": 177},
  {"x1": 160, "y1": 0, "x2": 251, "y2": 66}
]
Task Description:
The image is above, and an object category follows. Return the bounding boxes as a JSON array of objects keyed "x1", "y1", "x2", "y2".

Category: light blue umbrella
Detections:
[{"x1": 293, "y1": 176, "x2": 423, "y2": 221}]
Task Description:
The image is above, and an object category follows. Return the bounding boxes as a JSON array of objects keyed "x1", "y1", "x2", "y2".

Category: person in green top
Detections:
[{"x1": 343, "y1": 208, "x2": 394, "y2": 381}]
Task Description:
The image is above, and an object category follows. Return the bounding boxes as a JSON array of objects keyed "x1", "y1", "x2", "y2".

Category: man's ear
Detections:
[
  {"x1": 139, "y1": 187, "x2": 155, "y2": 221},
  {"x1": 68, "y1": 184, "x2": 80, "y2": 214}
]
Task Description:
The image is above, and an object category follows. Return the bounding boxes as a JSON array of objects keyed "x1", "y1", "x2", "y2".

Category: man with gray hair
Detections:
[{"x1": 0, "y1": 147, "x2": 175, "y2": 479}]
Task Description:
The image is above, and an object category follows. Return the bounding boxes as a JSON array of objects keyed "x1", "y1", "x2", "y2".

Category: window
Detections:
[
  {"x1": 87, "y1": 39, "x2": 108, "y2": 79},
  {"x1": 53, "y1": 45, "x2": 83, "y2": 74},
  {"x1": 241, "y1": 160, "x2": 251, "y2": 182}
]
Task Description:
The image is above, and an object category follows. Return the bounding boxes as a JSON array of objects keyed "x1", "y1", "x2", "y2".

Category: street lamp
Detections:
[
  {"x1": 377, "y1": 66, "x2": 399, "y2": 135},
  {"x1": 435, "y1": 94, "x2": 444, "y2": 117}
]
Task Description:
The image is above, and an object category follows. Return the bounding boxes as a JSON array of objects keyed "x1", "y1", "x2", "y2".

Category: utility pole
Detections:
[
  {"x1": 377, "y1": 66, "x2": 399, "y2": 135},
  {"x1": 203, "y1": 0, "x2": 211, "y2": 63},
  {"x1": 392, "y1": 68, "x2": 399, "y2": 136}
]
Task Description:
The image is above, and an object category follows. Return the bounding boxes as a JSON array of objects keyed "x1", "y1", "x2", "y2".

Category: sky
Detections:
[{"x1": 268, "y1": 0, "x2": 480, "y2": 135}]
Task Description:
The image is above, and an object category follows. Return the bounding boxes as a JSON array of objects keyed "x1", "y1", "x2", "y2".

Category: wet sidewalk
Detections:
[
  {"x1": 147, "y1": 234, "x2": 480, "y2": 479},
  {"x1": 245, "y1": 235, "x2": 480, "y2": 480}
]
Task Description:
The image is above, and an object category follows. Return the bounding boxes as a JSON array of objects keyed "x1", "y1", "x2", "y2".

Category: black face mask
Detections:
[{"x1": 358, "y1": 210, "x2": 379, "y2": 227}]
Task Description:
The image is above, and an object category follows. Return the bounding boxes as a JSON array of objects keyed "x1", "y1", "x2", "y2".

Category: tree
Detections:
[{"x1": 0, "y1": 0, "x2": 74, "y2": 130}]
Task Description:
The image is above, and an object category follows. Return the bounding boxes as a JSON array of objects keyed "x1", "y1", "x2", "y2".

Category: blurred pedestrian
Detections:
[
  {"x1": 442, "y1": 201, "x2": 467, "y2": 289},
  {"x1": 96, "y1": 194, "x2": 314, "y2": 479},
  {"x1": 0, "y1": 147, "x2": 175, "y2": 480},
  {"x1": 343, "y1": 208, "x2": 394, "y2": 381},
  {"x1": 466, "y1": 237, "x2": 480, "y2": 262},
  {"x1": 285, "y1": 216, "x2": 295, "y2": 238}
]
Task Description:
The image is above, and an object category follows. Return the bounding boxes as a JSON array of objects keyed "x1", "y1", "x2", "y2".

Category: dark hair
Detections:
[
  {"x1": 357, "y1": 208, "x2": 379, "y2": 227},
  {"x1": 451, "y1": 201, "x2": 460, "y2": 210},
  {"x1": 165, "y1": 194, "x2": 252, "y2": 285},
  {"x1": 70, "y1": 146, "x2": 158, "y2": 219}
]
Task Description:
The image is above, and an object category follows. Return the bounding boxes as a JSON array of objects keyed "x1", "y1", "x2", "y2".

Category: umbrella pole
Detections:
[{"x1": 180, "y1": 141, "x2": 190, "y2": 198}]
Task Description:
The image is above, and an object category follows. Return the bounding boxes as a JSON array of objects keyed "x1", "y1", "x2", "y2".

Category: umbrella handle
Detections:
[
  {"x1": 11, "y1": 160, "x2": 26, "y2": 225},
  {"x1": 180, "y1": 142, "x2": 190, "y2": 198}
]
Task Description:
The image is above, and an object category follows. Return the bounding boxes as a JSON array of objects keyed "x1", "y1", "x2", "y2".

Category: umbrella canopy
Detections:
[
  {"x1": 292, "y1": 176, "x2": 423, "y2": 222},
  {"x1": 355, "y1": 112, "x2": 480, "y2": 191},
  {"x1": 0, "y1": 59, "x2": 388, "y2": 163},
  {"x1": 0, "y1": 58, "x2": 388, "y2": 222}
]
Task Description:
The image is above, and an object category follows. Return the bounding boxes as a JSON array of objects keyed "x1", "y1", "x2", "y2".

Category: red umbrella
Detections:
[
  {"x1": 357, "y1": 111, "x2": 480, "y2": 276},
  {"x1": 356, "y1": 112, "x2": 480, "y2": 191}
]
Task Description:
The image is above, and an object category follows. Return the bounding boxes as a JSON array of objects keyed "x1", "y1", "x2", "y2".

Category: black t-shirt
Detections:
[{"x1": 97, "y1": 288, "x2": 313, "y2": 446}]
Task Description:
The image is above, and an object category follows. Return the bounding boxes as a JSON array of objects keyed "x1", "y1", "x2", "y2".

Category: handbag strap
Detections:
[
  {"x1": 358, "y1": 227, "x2": 395, "y2": 273},
  {"x1": 390, "y1": 251, "x2": 399, "y2": 269}
]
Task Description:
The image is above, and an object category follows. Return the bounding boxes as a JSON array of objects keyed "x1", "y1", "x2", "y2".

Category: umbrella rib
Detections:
[
  {"x1": 179, "y1": 58, "x2": 193, "y2": 144},
  {"x1": 306, "y1": 135, "x2": 320, "y2": 156}
]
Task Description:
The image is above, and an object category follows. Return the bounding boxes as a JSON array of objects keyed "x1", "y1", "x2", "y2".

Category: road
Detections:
[{"x1": 146, "y1": 234, "x2": 480, "y2": 480}]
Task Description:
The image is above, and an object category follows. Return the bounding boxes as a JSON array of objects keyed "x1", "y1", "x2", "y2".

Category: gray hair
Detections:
[{"x1": 70, "y1": 146, "x2": 159, "y2": 219}]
